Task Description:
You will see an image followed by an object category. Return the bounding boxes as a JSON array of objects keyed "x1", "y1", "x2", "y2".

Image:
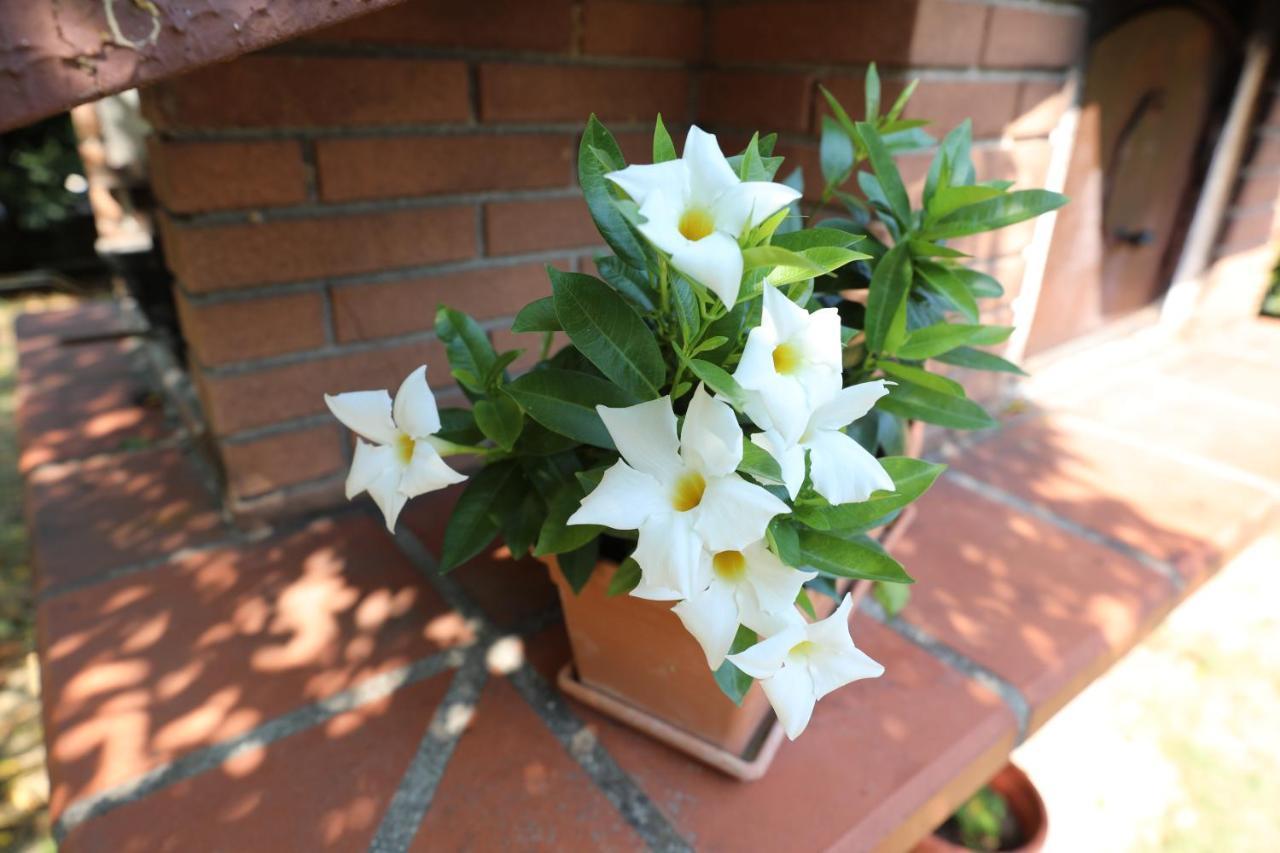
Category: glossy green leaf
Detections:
[
  {"x1": 855, "y1": 122, "x2": 910, "y2": 226},
  {"x1": 934, "y1": 346, "x2": 1028, "y2": 375},
  {"x1": 653, "y1": 114, "x2": 676, "y2": 163},
  {"x1": 505, "y1": 368, "x2": 633, "y2": 449},
  {"x1": 819, "y1": 84, "x2": 859, "y2": 138},
  {"x1": 579, "y1": 115, "x2": 646, "y2": 268},
  {"x1": 951, "y1": 267, "x2": 1004, "y2": 299},
  {"x1": 773, "y1": 227, "x2": 860, "y2": 252},
  {"x1": 739, "y1": 439, "x2": 782, "y2": 483},
  {"x1": 879, "y1": 360, "x2": 964, "y2": 396},
  {"x1": 534, "y1": 479, "x2": 603, "y2": 556},
  {"x1": 923, "y1": 190, "x2": 1068, "y2": 240},
  {"x1": 551, "y1": 268, "x2": 665, "y2": 399},
  {"x1": 439, "y1": 462, "x2": 520, "y2": 572},
  {"x1": 885, "y1": 78, "x2": 919, "y2": 123},
  {"x1": 821, "y1": 456, "x2": 945, "y2": 532},
  {"x1": 558, "y1": 539, "x2": 600, "y2": 594},
  {"x1": 820, "y1": 116, "x2": 854, "y2": 189},
  {"x1": 594, "y1": 256, "x2": 657, "y2": 313},
  {"x1": 897, "y1": 323, "x2": 1012, "y2": 360},
  {"x1": 767, "y1": 517, "x2": 802, "y2": 568},
  {"x1": 512, "y1": 296, "x2": 561, "y2": 332},
  {"x1": 864, "y1": 62, "x2": 881, "y2": 121},
  {"x1": 607, "y1": 557, "x2": 643, "y2": 596},
  {"x1": 713, "y1": 626, "x2": 758, "y2": 705},
  {"x1": 864, "y1": 241, "x2": 912, "y2": 352},
  {"x1": 927, "y1": 184, "x2": 1006, "y2": 221},
  {"x1": 916, "y1": 261, "x2": 979, "y2": 323},
  {"x1": 878, "y1": 382, "x2": 998, "y2": 430},
  {"x1": 873, "y1": 581, "x2": 911, "y2": 617},
  {"x1": 435, "y1": 306, "x2": 498, "y2": 394},
  {"x1": 797, "y1": 529, "x2": 914, "y2": 583},
  {"x1": 688, "y1": 359, "x2": 747, "y2": 409},
  {"x1": 474, "y1": 394, "x2": 523, "y2": 451}
]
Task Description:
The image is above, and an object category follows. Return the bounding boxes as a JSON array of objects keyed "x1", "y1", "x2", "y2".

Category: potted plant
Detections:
[
  {"x1": 914, "y1": 763, "x2": 1048, "y2": 852},
  {"x1": 320, "y1": 66, "x2": 1066, "y2": 777}
]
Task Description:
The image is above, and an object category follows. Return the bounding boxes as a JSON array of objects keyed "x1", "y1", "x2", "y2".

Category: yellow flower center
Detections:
[
  {"x1": 711, "y1": 550, "x2": 747, "y2": 582},
  {"x1": 790, "y1": 640, "x2": 817, "y2": 658},
  {"x1": 772, "y1": 341, "x2": 803, "y2": 375},
  {"x1": 395, "y1": 433, "x2": 416, "y2": 465},
  {"x1": 678, "y1": 208, "x2": 715, "y2": 242},
  {"x1": 670, "y1": 471, "x2": 707, "y2": 512}
]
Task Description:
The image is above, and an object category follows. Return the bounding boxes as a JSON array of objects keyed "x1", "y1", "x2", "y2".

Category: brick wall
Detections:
[{"x1": 140, "y1": 0, "x2": 1087, "y2": 518}]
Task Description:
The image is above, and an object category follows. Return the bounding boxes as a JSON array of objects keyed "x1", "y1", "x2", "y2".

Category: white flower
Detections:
[
  {"x1": 324, "y1": 365, "x2": 466, "y2": 532},
  {"x1": 567, "y1": 384, "x2": 790, "y2": 601},
  {"x1": 728, "y1": 593, "x2": 883, "y2": 739},
  {"x1": 606, "y1": 126, "x2": 801, "y2": 309},
  {"x1": 673, "y1": 540, "x2": 816, "y2": 669},
  {"x1": 734, "y1": 285, "x2": 843, "y2": 447},
  {"x1": 753, "y1": 380, "x2": 895, "y2": 504}
]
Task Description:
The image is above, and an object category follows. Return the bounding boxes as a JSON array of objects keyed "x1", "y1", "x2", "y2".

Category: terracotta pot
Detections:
[
  {"x1": 912, "y1": 763, "x2": 1048, "y2": 853},
  {"x1": 545, "y1": 421, "x2": 925, "y2": 774}
]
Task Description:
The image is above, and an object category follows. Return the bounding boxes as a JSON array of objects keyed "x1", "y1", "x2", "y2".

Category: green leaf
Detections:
[
  {"x1": 865, "y1": 62, "x2": 881, "y2": 121},
  {"x1": 534, "y1": 479, "x2": 603, "y2": 556},
  {"x1": 820, "y1": 116, "x2": 854, "y2": 189},
  {"x1": 951, "y1": 267, "x2": 1004, "y2": 299},
  {"x1": 935, "y1": 346, "x2": 1027, "y2": 375},
  {"x1": 873, "y1": 581, "x2": 911, "y2": 617},
  {"x1": 768, "y1": 517, "x2": 802, "y2": 567},
  {"x1": 688, "y1": 359, "x2": 747, "y2": 409},
  {"x1": 885, "y1": 78, "x2": 919, "y2": 123},
  {"x1": 878, "y1": 382, "x2": 998, "y2": 430},
  {"x1": 821, "y1": 457, "x2": 945, "y2": 532},
  {"x1": 926, "y1": 185, "x2": 1006, "y2": 221},
  {"x1": 916, "y1": 261, "x2": 979, "y2": 323},
  {"x1": 766, "y1": 246, "x2": 869, "y2": 287},
  {"x1": 579, "y1": 115, "x2": 646, "y2": 268},
  {"x1": 819, "y1": 84, "x2": 858, "y2": 138},
  {"x1": 439, "y1": 463, "x2": 520, "y2": 571},
  {"x1": 607, "y1": 557, "x2": 642, "y2": 596},
  {"x1": 436, "y1": 407, "x2": 484, "y2": 445},
  {"x1": 713, "y1": 626, "x2": 758, "y2": 706},
  {"x1": 795, "y1": 589, "x2": 818, "y2": 619},
  {"x1": 925, "y1": 120, "x2": 970, "y2": 205},
  {"x1": 879, "y1": 360, "x2": 964, "y2": 396},
  {"x1": 498, "y1": 489, "x2": 544, "y2": 558},
  {"x1": 558, "y1": 539, "x2": 600, "y2": 594},
  {"x1": 653, "y1": 114, "x2": 676, "y2": 163},
  {"x1": 797, "y1": 529, "x2": 914, "y2": 583},
  {"x1": 512, "y1": 296, "x2": 561, "y2": 332},
  {"x1": 742, "y1": 245, "x2": 827, "y2": 274},
  {"x1": 505, "y1": 368, "x2": 633, "y2": 448},
  {"x1": 855, "y1": 122, "x2": 910, "y2": 226},
  {"x1": 736, "y1": 132, "x2": 767, "y2": 182},
  {"x1": 773, "y1": 228, "x2": 860, "y2": 252},
  {"x1": 474, "y1": 394, "x2": 523, "y2": 451},
  {"x1": 923, "y1": 190, "x2": 1068, "y2": 240},
  {"x1": 551, "y1": 268, "x2": 665, "y2": 399},
  {"x1": 672, "y1": 276, "x2": 701, "y2": 343},
  {"x1": 739, "y1": 439, "x2": 782, "y2": 483},
  {"x1": 595, "y1": 256, "x2": 657, "y2": 313},
  {"x1": 897, "y1": 323, "x2": 1012, "y2": 360},
  {"x1": 864, "y1": 241, "x2": 912, "y2": 352},
  {"x1": 435, "y1": 306, "x2": 498, "y2": 394}
]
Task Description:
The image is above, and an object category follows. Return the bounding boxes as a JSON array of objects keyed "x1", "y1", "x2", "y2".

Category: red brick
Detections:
[
  {"x1": 316, "y1": 134, "x2": 576, "y2": 203},
  {"x1": 904, "y1": 80, "x2": 1021, "y2": 139},
  {"x1": 144, "y1": 55, "x2": 470, "y2": 130},
  {"x1": 14, "y1": 302, "x2": 139, "y2": 347},
  {"x1": 982, "y1": 7, "x2": 1085, "y2": 69},
  {"x1": 582, "y1": 0, "x2": 704, "y2": 61},
  {"x1": 489, "y1": 327, "x2": 568, "y2": 372},
  {"x1": 26, "y1": 448, "x2": 226, "y2": 594},
  {"x1": 148, "y1": 139, "x2": 308, "y2": 213},
  {"x1": 308, "y1": 0, "x2": 575, "y2": 52},
  {"x1": 196, "y1": 340, "x2": 450, "y2": 435},
  {"x1": 711, "y1": 0, "x2": 986, "y2": 67},
  {"x1": 176, "y1": 290, "x2": 327, "y2": 367},
  {"x1": 62, "y1": 675, "x2": 451, "y2": 851},
  {"x1": 16, "y1": 338, "x2": 170, "y2": 474},
  {"x1": 332, "y1": 263, "x2": 553, "y2": 343},
  {"x1": 1009, "y1": 78, "x2": 1070, "y2": 138},
  {"x1": 1232, "y1": 171, "x2": 1280, "y2": 210},
  {"x1": 1249, "y1": 133, "x2": 1280, "y2": 170},
  {"x1": 166, "y1": 206, "x2": 477, "y2": 292},
  {"x1": 478, "y1": 63, "x2": 689, "y2": 124},
  {"x1": 484, "y1": 197, "x2": 600, "y2": 256},
  {"x1": 895, "y1": 479, "x2": 1178, "y2": 732},
  {"x1": 413, "y1": 679, "x2": 645, "y2": 850},
  {"x1": 221, "y1": 425, "x2": 345, "y2": 499},
  {"x1": 1216, "y1": 208, "x2": 1274, "y2": 255},
  {"x1": 701, "y1": 70, "x2": 815, "y2": 134}
]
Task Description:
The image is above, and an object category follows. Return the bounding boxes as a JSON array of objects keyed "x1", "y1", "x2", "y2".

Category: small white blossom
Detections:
[
  {"x1": 728, "y1": 594, "x2": 883, "y2": 739},
  {"x1": 325, "y1": 365, "x2": 466, "y2": 532}
]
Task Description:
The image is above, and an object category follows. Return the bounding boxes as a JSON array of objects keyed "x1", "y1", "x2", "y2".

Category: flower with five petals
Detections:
[
  {"x1": 606, "y1": 126, "x2": 801, "y2": 309},
  {"x1": 727, "y1": 593, "x2": 883, "y2": 739},
  {"x1": 325, "y1": 365, "x2": 466, "y2": 532},
  {"x1": 567, "y1": 384, "x2": 790, "y2": 601},
  {"x1": 673, "y1": 540, "x2": 816, "y2": 670}
]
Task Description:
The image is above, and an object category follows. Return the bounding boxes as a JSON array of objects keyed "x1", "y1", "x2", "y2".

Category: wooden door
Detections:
[{"x1": 1027, "y1": 8, "x2": 1228, "y2": 354}]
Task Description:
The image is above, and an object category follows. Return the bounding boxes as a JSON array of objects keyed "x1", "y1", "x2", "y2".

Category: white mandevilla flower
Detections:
[
  {"x1": 734, "y1": 285, "x2": 843, "y2": 447},
  {"x1": 324, "y1": 365, "x2": 466, "y2": 532},
  {"x1": 752, "y1": 379, "x2": 895, "y2": 504},
  {"x1": 673, "y1": 540, "x2": 816, "y2": 670},
  {"x1": 567, "y1": 384, "x2": 790, "y2": 601},
  {"x1": 727, "y1": 593, "x2": 883, "y2": 739},
  {"x1": 606, "y1": 126, "x2": 801, "y2": 310}
]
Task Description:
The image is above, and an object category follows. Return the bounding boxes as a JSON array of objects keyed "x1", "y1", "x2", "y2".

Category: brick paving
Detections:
[{"x1": 16, "y1": 302, "x2": 1280, "y2": 851}]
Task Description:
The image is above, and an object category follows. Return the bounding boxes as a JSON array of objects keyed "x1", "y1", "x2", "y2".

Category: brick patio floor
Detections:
[{"x1": 16, "y1": 303, "x2": 1280, "y2": 851}]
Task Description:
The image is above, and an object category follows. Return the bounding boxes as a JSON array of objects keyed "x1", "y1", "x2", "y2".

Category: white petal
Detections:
[
  {"x1": 733, "y1": 325, "x2": 781, "y2": 394},
  {"x1": 683, "y1": 126, "x2": 740, "y2": 203},
  {"x1": 806, "y1": 429, "x2": 895, "y2": 505},
  {"x1": 400, "y1": 441, "x2": 466, "y2": 497},
  {"x1": 567, "y1": 460, "x2": 666, "y2": 531},
  {"x1": 671, "y1": 231, "x2": 744, "y2": 309},
  {"x1": 742, "y1": 540, "x2": 816, "y2": 616},
  {"x1": 366, "y1": 466, "x2": 409, "y2": 533},
  {"x1": 392, "y1": 365, "x2": 441, "y2": 438},
  {"x1": 762, "y1": 284, "x2": 811, "y2": 344},
  {"x1": 762, "y1": 661, "x2": 818, "y2": 740},
  {"x1": 680, "y1": 384, "x2": 743, "y2": 478},
  {"x1": 605, "y1": 160, "x2": 689, "y2": 206},
  {"x1": 751, "y1": 429, "x2": 805, "y2": 499},
  {"x1": 752, "y1": 374, "x2": 812, "y2": 447},
  {"x1": 726, "y1": 623, "x2": 806, "y2": 678},
  {"x1": 695, "y1": 474, "x2": 790, "y2": 552},
  {"x1": 635, "y1": 190, "x2": 691, "y2": 258},
  {"x1": 798, "y1": 307, "x2": 844, "y2": 376},
  {"x1": 807, "y1": 592, "x2": 857, "y2": 648},
  {"x1": 807, "y1": 596, "x2": 884, "y2": 700},
  {"x1": 346, "y1": 440, "x2": 396, "y2": 500},
  {"x1": 630, "y1": 512, "x2": 703, "y2": 600},
  {"x1": 673, "y1": 583, "x2": 741, "y2": 669},
  {"x1": 325, "y1": 390, "x2": 397, "y2": 445},
  {"x1": 596, "y1": 398, "x2": 683, "y2": 483},
  {"x1": 809, "y1": 380, "x2": 892, "y2": 432},
  {"x1": 736, "y1": 181, "x2": 804, "y2": 230}
]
